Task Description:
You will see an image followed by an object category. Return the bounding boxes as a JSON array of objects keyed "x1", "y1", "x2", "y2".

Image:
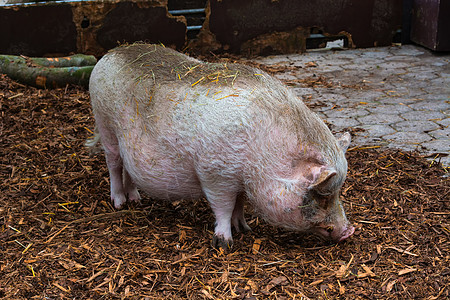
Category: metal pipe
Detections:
[
  {"x1": 187, "y1": 25, "x2": 202, "y2": 31},
  {"x1": 169, "y1": 8, "x2": 205, "y2": 15},
  {"x1": 309, "y1": 34, "x2": 326, "y2": 39}
]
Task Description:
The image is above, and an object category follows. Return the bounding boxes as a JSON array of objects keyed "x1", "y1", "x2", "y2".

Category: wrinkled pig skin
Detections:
[{"x1": 87, "y1": 43, "x2": 354, "y2": 249}]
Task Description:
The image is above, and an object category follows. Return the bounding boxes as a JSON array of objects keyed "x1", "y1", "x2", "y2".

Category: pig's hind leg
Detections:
[
  {"x1": 231, "y1": 193, "x2": 251, "y2": 233},
  {"x1": 96, "y1": 122, "x2": 127, "y2": 208},
  {"x1": 123, "y1": 168, "x2": 141, "y2": 203}
]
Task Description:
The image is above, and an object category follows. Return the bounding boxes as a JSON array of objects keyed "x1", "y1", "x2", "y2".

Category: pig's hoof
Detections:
[
  {"x1": 127, "y1": 188, "x2": 141, "y2": 203},
  {"x1": 240, "y1": 223, "x2": 252, "y2": 233},
  {"x1": 112, "y1": 194, "x2": 127, "y2": 209},
  {"x1": 234, "y1": 222, "x2": 251, "y2": 233},
  {"x1": 212, "y1": 235, "x2": 233, "y2": 251},
  {"x1": 233, "y1": 220, "x2": 252, "y2": 233},
  {"x1": 232, "y1": 217, "x2": 252, "y2": 233}
]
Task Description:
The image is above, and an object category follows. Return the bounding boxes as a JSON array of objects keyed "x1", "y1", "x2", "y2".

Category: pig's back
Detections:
[
  {"x1": 89, "y1": 43, "x2": 275, "y2": 153},
  {"x1": 89, "y1": 44, "x2": 259, "y2": 200}
]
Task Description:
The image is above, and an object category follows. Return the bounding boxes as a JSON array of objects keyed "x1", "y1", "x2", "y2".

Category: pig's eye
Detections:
[
  {"x1": 326, "y1": 226, "x2": 334, "y2": 233},
  {"x1": 310, "y1": 189, "x2": 329, "y2": 198},
  {"x1": 311, "y1": 190, "x2": 332, "y2": 209},
  {"x1": 315, "y1": 190, "x2": 332, "y2": 197}
]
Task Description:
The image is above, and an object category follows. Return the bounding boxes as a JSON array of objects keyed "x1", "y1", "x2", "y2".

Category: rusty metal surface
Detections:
[
  {"x1": 0, "y1": 0, "x2": 406, "y2": 57},
  {"x1": 0, "y1": 1, "x2": 187, "y2": 57},
  {"x1": 411, "y1": 0, "x2": 450, "y2": 51},
  {"x1": 208, "y1": 0, "x2": 402, "y2": 54},
  {"x1": 96, "y1": 2, "x2": 186, "y2": 51},
  {"x1": 0, "y1": 5, "x2": 77, "y2": 56}
]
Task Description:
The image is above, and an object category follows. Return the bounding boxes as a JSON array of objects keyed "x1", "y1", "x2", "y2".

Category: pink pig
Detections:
[{"x1": 87, "y1": 43, "x2": 354, "y2": 249}]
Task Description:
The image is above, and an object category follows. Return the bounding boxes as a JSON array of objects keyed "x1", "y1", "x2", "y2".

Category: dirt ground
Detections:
[{"x1": 0, "y1": 74, "x2": 448, "y2": 299}]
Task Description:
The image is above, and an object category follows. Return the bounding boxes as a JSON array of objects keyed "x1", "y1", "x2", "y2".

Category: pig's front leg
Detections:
[{"x1": 203, "y1": 187, "x2": 237, "y2": 250}]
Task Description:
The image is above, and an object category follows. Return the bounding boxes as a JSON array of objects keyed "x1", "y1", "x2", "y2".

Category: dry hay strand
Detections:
[{"x1": 0, "y1": 74, "x2": 448, "y2": 299}]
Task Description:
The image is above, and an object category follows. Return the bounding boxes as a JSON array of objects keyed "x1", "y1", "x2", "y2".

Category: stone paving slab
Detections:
[{"x1": 253, "y1": 45, "x2": 450, "y2": 168}]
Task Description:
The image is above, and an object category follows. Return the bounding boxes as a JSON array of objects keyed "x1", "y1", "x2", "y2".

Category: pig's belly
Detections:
[{"x1": 120, "y1": 142, "x2": 204, "y2": 201}]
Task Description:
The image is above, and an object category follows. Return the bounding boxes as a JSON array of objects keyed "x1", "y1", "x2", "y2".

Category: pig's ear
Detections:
[
  {"x1": 310, "y1": 167, "x2": 337, "y2": 192},
  {"x1": 337, "y1": 132, "x2": 351, "y2": 152}
]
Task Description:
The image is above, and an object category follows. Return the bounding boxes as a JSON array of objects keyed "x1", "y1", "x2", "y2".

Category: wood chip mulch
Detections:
[{"x1": 1, "y1": 74, "x2": 448, "y2": 299}]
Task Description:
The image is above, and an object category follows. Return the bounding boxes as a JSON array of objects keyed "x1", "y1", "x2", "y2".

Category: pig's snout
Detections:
[
  {"x1": 315, "y1": 223, "x2": 354, "y2": 243},
  {"x1": 336, "y1": 224, "x2": 355, "y2": 242}
]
